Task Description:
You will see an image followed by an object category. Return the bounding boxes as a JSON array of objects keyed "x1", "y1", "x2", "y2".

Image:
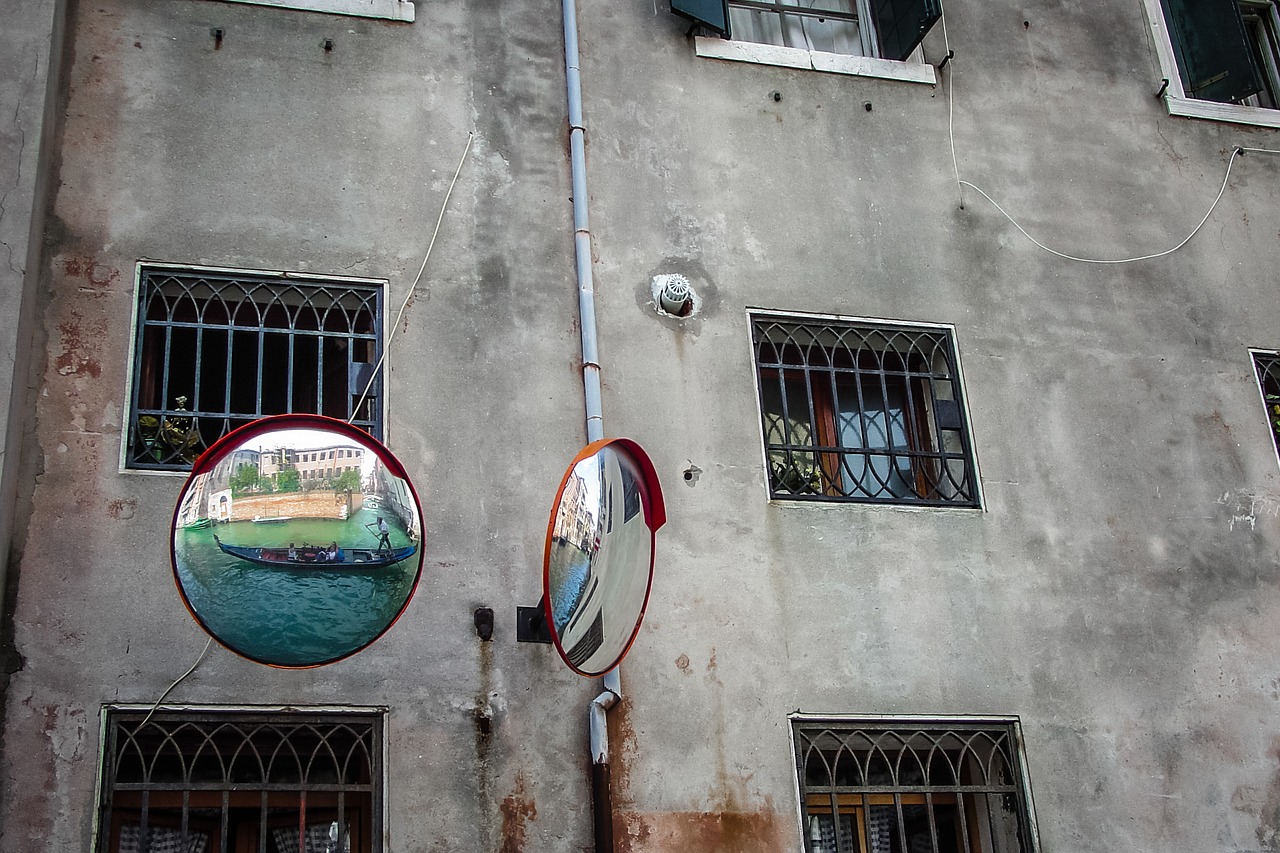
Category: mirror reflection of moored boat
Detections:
[
  {"x1": 171, "y1": 414, "x2": 426, "y2": 667},
  {"x1": 212, "y1": 534, "x2": 416, "y2": 570}
]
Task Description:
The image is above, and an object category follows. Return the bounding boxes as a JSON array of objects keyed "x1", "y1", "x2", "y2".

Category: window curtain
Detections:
[
  {"x1": 118, "y1": 826, "x2": 209, "y2": 853},
  {"x1": 271, "y1": 822, "x2": 349, "y2": 853},
  {"x1": 836, "y1": 377, "x2": 914, "y2": 500},
  {"x1": 729, "y1": 0, "x2": 864, "y2": 55}
]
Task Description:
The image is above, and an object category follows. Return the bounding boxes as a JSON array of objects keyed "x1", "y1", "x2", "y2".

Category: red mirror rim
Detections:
[
  {"x1": 541, "y1": 437, "x2": 666, "y2": 677},
  {"x1": 170, "y1": 413, "x2": 425, "y2": 669}
]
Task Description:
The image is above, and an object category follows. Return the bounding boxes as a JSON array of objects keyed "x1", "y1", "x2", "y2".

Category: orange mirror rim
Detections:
[{"x1": 541, "y1": 437, "x2": 666, "y2": 677}]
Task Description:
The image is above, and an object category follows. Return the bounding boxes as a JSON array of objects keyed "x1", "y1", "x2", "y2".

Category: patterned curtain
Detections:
[{"x1": 118, "y1": 825, "x2": 209, "y2": 853}]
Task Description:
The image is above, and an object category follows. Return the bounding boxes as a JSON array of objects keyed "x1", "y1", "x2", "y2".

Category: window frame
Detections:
[
  {"x1": 121, "y1": 263, "x2": 388, "y2": 475},
  {"x1": 749, "y1": 310, "x2": 983, "y2": 509},
  {"x1": 789, "y1": 714, "x2": 1043, "y2": 853},
  {"x1": 1141, "y1": 0, "x2": 1280, "y2": 128},
  {"x1": 92, "y1": 706, "x2": 388, "y2": 853},
  {"x1": 1240, "y1": 0, "x2": 1280, "y2": 107},
  {"x1": 684, "y1": 0, "x2": 939, "y2": 84},
  {"x1": 1250, "y1": 348, "x2": 1280, "y2": 469},
  {"x1": 214, "y1": 0, "x2": 414, "y2": 22}
]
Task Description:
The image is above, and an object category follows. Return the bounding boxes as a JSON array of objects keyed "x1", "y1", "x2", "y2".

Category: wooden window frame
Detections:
[
  {"x1": 95, "y1": 708, "x2": 384, "y2": 853},
  {"x1": 791, "y1": 717, "x2": 1041, "y2": 853}
]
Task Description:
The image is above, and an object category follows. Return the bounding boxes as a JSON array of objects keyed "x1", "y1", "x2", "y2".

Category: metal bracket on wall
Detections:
[{"x1": 516, "y1": 598, "x2": 552, "y2": 644}]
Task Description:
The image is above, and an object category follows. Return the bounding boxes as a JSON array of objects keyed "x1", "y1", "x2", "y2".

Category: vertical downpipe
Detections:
[{"x1": 561, "y1": 1, "x2": 618, "y2": 851}]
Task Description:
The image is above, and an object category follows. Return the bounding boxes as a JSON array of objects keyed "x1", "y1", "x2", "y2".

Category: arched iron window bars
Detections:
[
  {"x1": 792, "y1": 719, "x2": 1039, "y2": 853},
  {"x1": 97, "y1": 709, "x2": 383, "y2": 853},
  {"x1": 752, "y1": 315, "x2": 979, "y2": 507},
  {"x1": 128, "y1": 267, "x2": 384, "y2": 471}
]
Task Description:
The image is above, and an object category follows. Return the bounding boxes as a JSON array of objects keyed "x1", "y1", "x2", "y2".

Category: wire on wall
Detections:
[
  {"x1": 938, "y1": 3, "x2": 1280, "y2": 264},
  {"x1": 139, "y1": 636, "x2": 214, "y2": 727},
  {"x1": 350, "y1": 130, "x2": 476, "y2": 423}
]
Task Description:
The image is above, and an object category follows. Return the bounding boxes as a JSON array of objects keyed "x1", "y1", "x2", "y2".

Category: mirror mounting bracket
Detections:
[{"x1": 516, "y1": 598, "x2": 553, "y2": 644}]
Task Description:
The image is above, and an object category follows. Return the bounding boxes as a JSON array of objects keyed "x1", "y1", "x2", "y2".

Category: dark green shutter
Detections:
[
  {"x1": 1159, "y1": 0, "x2": 1263, "y2": 103},
  {"x1": 671, "y1": 0, "x2": 731, "y2": 36},
  {"x1": 871, "y1": 0, "x2": 941, "y2": 62}
]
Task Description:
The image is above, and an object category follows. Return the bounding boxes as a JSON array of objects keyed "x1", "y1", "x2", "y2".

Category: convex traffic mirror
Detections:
[
  {"x1": 543, "y1": 438, "x2": 665, "y2": 676},
  {"x1": 171, "y1": 414, "x2": 424, "y2": 667}
]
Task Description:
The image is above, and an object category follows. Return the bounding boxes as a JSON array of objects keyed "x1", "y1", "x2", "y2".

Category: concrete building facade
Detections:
[{"x1": 3, "y1": 0, "x2": 1280, "y2": 850}]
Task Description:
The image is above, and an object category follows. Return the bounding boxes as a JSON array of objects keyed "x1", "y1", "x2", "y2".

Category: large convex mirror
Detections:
[
  {"x1": 544, "y1": 438, "x2": 665, "y2": 676},
  {"x1": 171, "y1": 414, "x2": 424, "y2": 667}
]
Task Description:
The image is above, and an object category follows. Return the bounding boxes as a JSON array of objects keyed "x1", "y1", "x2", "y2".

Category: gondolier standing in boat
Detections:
[{"x1": 367, "y1": 516, "x2": 391, "y2": 553}]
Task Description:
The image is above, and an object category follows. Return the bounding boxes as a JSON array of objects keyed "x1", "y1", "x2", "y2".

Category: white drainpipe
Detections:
[{"x1": 560, "y1": 0, "x2": 620, "y2": 849}]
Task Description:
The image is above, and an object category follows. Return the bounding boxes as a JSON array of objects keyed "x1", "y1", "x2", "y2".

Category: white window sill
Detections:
[
  {"x1": 219, "y1": 0, "x2": 414, "y2": 22},
  {"x1": 1163, "y1": 94, "x2": 1280, "y2": 129},
  {"x1": 694, "y1": 36, "x2": 936, "y2": 85}
]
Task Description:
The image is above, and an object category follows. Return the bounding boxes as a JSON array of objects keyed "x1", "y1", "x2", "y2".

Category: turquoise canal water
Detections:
[
  {"x1": 548, "y1": 540, "x2": 592, "y2": 634},
  {"x1": 174, "y1": 507, "x2": 419, "y2": 666}
]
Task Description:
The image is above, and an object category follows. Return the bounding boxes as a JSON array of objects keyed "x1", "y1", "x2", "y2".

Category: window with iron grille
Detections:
[
  {"x1": 126, "y1": 266, "x2": 383, "y2": 471},
  {"x1": 792, "y1": 719, "x2": 1040, "y2": 853},
  {"x1": 96, "y1": 709, "x2": 383, "y2": 853},
  {"x1": 1253, "y1": 351, "x2": 1280, "y2": 459},
  {"x1": 751, "y1": 314, "x2": 979, "y2": 507}
]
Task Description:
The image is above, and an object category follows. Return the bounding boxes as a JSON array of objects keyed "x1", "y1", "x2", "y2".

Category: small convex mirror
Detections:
[
  {"x1": 544, "y1": 438, "x2": 665, "y2": 676},
  {"x1": 171, "y1": 414, "x2": 424, "y2": 667}
]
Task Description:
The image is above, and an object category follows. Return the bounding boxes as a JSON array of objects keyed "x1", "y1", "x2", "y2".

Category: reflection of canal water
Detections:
[
  {"x1": 548, "y1": 540, "x2": 592, "y2": 633},
  {"x1": 174, "y1": 507, "x2": 417, "y2": 666}
]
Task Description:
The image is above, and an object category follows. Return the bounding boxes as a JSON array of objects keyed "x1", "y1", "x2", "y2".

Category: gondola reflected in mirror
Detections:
[
  {"x1": 544, "y1": 438, "x2": 665, "y2": 676},
  {"x1": 171, "y1": 414, "x2": 424, "y2": 667}
]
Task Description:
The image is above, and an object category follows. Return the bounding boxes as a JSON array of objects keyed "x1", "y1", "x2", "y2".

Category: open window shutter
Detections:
[
  {"x1": 1159, "y1": 0, "x2": 1263, "y2": 102},
  {"x1": 671, "y1": 0, "x2": 731, "y2": 36},
  {"x1": 870, "y1": 0, "x2": 941, "y2": 62}
]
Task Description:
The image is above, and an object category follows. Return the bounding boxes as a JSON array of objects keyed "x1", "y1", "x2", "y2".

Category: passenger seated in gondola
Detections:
[
  {"x1": 327, "y1": 543, "x2": 340, "y2": 563},
  {"x1": 288, "y1": 544, "x2": 298, "y2": 561}
]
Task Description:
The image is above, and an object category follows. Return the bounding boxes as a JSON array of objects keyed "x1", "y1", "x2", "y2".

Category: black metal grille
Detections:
[
  {"x1": 752, "y1": 316, "x2": 978, "y2": 507},
  {"x1": 128, "y1": 267, "x2": 383, "y2": 471},
  {"x1": 1254, "y1": 352, "x2": 1280, "y2": 459},
  {"x1": 793, "y1": 720, "x2": 1037, "y2": 853},
  {"x1": 97, "y1": 709, "x2": 383, "y2": 853}
]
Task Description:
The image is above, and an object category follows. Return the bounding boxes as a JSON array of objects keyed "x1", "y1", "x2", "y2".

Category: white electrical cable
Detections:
[
  {"x1": 959, "y1": 148, "x2": 1279, "y2": 264},
  {"x1": 938, "y1": 0, "x2": 1280, "y2": 264},
  {"x1": 350, "y1": 131, "x2": 475, "y2": 423},
  {"x1": 940, "y1": 9, "x2": 962, "y2": 210},
  {"x1": 139, "y1": 636, "x2": 215, "y2": 728}
]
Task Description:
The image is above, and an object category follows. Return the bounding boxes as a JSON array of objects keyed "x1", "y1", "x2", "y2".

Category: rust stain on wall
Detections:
[
  {"x1": 616, "y1": 808, "x2": 787, "y2": 853},
  {"x1": 54, "y1": 312, "x2": 105, "y2": 378},
  {"x1": 499, "y1": 772, "x2": 537, "y2": 853},
  {"x1": 610, "y1": 694, "x2": 788, "y2": 852},
  {"x1": 1232, "y1": 737, "x2": 1280, "y2": 850},
  {"x1": 1259, "y1": 737, "x2": 1280, "y2": 849},
  {"x1": 62, "y1": 256, "x2": 121, "y2": 295},
  {"x1": 609, "y1": 695, "x2": 640, "y2": 805}
]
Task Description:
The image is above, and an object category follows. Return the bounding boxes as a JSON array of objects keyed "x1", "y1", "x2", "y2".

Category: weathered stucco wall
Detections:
[
  {"x1": 5, "y1": 0, "x2": 1280, "y2": 851},
  {"x1": 0, "y1": 0, "x2": 66, "y2": 700},
  {"x1": 0, "y1": 0, "x2": 598, "y2": 850},
  {"x1": 578, "y1": 2, "x2": 1280, "y2": 852}
]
